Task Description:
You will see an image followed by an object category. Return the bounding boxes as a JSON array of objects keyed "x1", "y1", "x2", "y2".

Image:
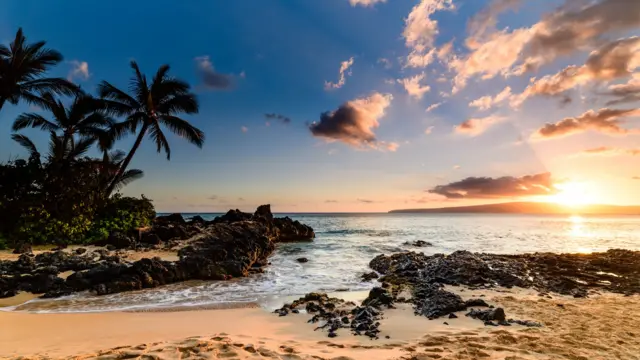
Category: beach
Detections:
[{"x1": 2, "y1": 287, "x2": 639, "y2": 359}]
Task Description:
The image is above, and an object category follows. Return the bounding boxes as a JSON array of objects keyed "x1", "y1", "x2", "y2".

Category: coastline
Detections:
[{"x1": 2, "y1": 287, "x2": 639, "y2": 359}]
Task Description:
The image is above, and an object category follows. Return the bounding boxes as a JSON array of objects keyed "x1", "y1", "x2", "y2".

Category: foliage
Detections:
[
  {"x1": 87, "y1": 195, "x2": 155, "y2": 242},
  {"x1": 15, "y1": 205, "x2": 92, "y2": 245}
]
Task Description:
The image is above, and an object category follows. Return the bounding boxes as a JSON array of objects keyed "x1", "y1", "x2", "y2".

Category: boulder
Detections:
[
  {"x1": 362, "y1": 287, "x2": 394, "y2": 309},
  {"x1": 296, "y1": 257, "x2": 309, "y2": 263},
  {"x1": 140, "y1": 233, "x2": 162, "y2": 245},
  {"x1": 155, "y1": 213, "x2": 186, "y2": 225},
  {"x1": 361, "y1": 272, "x2": 379, "y2": 282},
  {"x1": 105, "y1": 232, "x2": 135, "y2": 249},
  {"x1": 12, "y1": 243, "x2": 32, "y2": 254}
]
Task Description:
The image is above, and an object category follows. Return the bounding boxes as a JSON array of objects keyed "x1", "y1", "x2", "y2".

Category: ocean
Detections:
[{"x1": 8, "y1": 213, "x2": 640, "y2": 313}]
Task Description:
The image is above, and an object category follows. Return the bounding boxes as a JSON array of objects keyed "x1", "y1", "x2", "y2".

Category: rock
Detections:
[
  {"x1": 449, "y1": 313, "x2": 458, "y2": 319},
  {"x1": 152, "y1": 225, "x2": 188, "y2": 242},
  {"x1": 361, "y1": 272, "x2": 379, "y2": 282},
  {"x1": 254, "y1": 204, "x2": 274, "y2": 222},
  {"x1": 105, "y1": 232, "x2": 135, "y2": 249},
  {"x1": 75, "y1": 248, "x2": 87, "y2": 255},
  {"x1": 12, "y1": 243, "x2": 32, "y2": 254},
  {"x1": 362, "y1": 287, "x2": 394, "y2": 309},
  {"x1": 296, "y1": 257, "x2": 309, "y2": 263},
  {"x1": 155, "y1": 213, "x2": 186, "y2": 225},
  {"x1": 403, "y1": 240, "x2": 433, "y2": 247},
  {"x1": 106, "y1": 245, "x2": 116, "y2": 251},
  {"x1": 212, "y1": 209, "x2": 253, "y2": 224},
  {"x1": 466, "y1": 308, "x2": 506, "y2": 322},
  {"x1": 189, "y1": 215, "x2": 205, "y2": 224},
  {"x1": 140, "y1": 233, "x2": 162, "y2": 245},
  {"x1": 273, "y1": 217, "x2": 315, "y2": 242}
]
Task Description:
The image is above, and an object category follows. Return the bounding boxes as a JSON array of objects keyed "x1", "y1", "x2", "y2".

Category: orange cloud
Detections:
[
  {"x1": 454, "y1": 115, "x2": 506, "y2": 136},
  {"x1": 325, "y1": 57, "x2": 355, "y2": 90},
  {"x1": 429, "y1": 172, "x2": 557, "y2": 199},
  {"x1": 532, "y1": 108, "x2": 640, "y2": 140},
  {"x1": 398, "y1": 73, "x2": 431, "y2": 99}
]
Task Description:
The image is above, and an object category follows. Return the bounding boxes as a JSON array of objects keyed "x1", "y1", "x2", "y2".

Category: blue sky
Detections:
[{"x1": 1, "y1": 0, "x2": 640, "y2": 212}]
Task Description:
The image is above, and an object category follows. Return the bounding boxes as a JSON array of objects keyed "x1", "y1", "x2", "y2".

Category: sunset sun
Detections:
[{"x1": 550, "y1": 182, "x2": 596, "y2": 207}]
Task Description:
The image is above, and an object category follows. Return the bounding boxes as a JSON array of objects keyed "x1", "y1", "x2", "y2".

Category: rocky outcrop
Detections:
[
  {"x1": 12, "y1": 243, "x2": 32, "y2": 254},
  {"x1": 370, "y1": 249, "x2": 640, "y2": 297},
  {"x1": 0, "y1": 205, "x2": 315, "y2": 299}
]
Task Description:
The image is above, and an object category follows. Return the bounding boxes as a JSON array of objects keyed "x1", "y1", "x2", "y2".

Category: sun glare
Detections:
[{"x1": 550, "y1": 182, "x2": 596, "y2": 207}]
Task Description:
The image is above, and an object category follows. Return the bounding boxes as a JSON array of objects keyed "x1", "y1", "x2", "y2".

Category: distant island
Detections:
[{"x1": 389, "y1": 202, "x2": 640, "y2": 215}]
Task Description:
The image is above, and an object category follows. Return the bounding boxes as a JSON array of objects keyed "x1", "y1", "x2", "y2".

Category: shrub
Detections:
[{"x1": 87, "y1": 195, "x2": 156, "y2": 243}]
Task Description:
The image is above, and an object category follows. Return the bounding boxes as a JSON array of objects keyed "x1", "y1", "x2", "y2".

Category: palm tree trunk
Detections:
[{"x1": 105, "y1": 123, "x2": 149, "y2": 197}]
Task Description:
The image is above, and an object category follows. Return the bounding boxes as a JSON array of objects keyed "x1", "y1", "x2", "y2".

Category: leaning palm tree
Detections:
[
  {"x1": 96, "y1": 150, "x2": 144, "y2": 193},
  {"x1": 12, "y1": 92, "x2": 114, "y2": 151},
  {"x1": 98, "y1": 61, "x2": 204, "y2": 196},
  {"x1": 0, "y1": 28, "x2": 79, "y2": 112}
]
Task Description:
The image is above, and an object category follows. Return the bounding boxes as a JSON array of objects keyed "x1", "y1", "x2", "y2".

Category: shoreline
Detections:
[{"x1": 2, "y1": 287, "x2": 638, "y2": 359}]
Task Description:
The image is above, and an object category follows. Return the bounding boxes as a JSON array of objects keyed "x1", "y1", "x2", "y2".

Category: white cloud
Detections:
[
  {"x1": 402, "y1": 0, "x2": 455, "y2": 68},
  {"x1": 67, "y1": 60, "x2": 90, "y2": 82},
  {"x1": 325, "y1": 57, "x2": 355, "y2": 90},
  {"x1": 398, "y1": 72, "x2": 431, "y2": 100},
  {"x1": 454, "y1": 115, "x2": 506, "y2": 136},
  {"x1": 378, "y1": 58, "x2": 393, "y2": 69},
  {"x1": 469, "y1": 86, "x2": 512, "y2": 111},
  {"x1": 349, "y1": 0, "x2": 386, "y2": 7},
  {"x1": 425, "y1": 125, "x2": 435, "y2": 134},
  {"x1": 426, "y1": 102, "x2": 442, "y2": 112}
]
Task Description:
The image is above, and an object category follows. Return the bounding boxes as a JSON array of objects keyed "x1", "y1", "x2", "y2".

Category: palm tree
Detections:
[
  {"x1": 0, "y1": 28, "x2": 79, "y2": 112},
  {"x1": 98, "y1": 61, "x2": 204, "y2": 196},
  {"x1": 12, "y1": 131, "x2": 95, "y2": 164},
  {"x1": 12, "y1": 92, "x2": 114, "y2": 152},
  {"x1": 97, "y1": 150, "x2": 144, "y2": 193}
]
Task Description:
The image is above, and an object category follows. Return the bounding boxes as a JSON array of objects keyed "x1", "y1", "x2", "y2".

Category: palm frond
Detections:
[
  {"x1": 0, "y1": 44, "x2": 9, "y2": 58},
  {"x1": 112, "y1": 169, "x2": 144, "y2": 190},
  {"x1": 97, "y1": 81, "x2": 139, "y2": 109},
  {"x1": 129, "y1": 61, "x2": 149, "y2": 104},
  {"x1": 158, "y1": 93, "x2": 199, "y2": 115},
  {"x1": 148, "y1": 123, "x2": 171, "y2": 159},
  {"x1": 11, "y1": 133, "x2": 40, "y2": 159},
  {"x1": 159, "y1": 115, "x2": 205, "y2": 148},
  {"x1": 12, "y1": 112, "x2": 59, "y2": 131},
  {"x1": 20, "y1": 78, "x2": 78, "y2": 96},
  {"x1": 68, "y1": 137, "x2": 96, "y2": 160}
]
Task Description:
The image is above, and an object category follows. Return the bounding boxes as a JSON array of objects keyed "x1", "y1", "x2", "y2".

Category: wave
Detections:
[{"x1": 321, "y1": 229, "x2": 398, "y2": 237}]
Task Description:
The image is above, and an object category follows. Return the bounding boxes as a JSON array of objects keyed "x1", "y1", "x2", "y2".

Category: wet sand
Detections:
[{"x1": 1, "y1": 288, "x2": 639, "y2": 359}]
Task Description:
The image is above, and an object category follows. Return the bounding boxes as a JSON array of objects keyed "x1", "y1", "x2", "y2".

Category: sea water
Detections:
[{"x1": 8, "y1": 213, "x2": 640, "y2": 313}]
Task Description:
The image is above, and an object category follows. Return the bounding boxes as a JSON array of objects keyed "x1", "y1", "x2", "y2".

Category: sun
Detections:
[{"x1": 549, "y1": 182, "x2": 596, "y2": 207}]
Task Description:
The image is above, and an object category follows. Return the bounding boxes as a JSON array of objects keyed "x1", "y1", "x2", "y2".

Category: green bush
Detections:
[
  {"x1": 87, "y1": 195, "x2": 156, "y2": 243},
  {"x1": 15, "y1": 205, "x2": 92, "y2": 245}
]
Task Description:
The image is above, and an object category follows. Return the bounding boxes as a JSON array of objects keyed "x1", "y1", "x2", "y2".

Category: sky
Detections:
[{"x1": 1, "y1": 0, "x2": 640, "y2": 212}]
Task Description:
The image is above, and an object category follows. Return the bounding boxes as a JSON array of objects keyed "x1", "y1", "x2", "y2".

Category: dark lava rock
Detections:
[
  {"x1": 106, "y1": 245, "x2": 116, "y2": 251},
  {"x1": 296, "y1": 257, "x2": 309, "y2": 263},
  {"x1": 12, "y1": 243, "x2": 32, "y2": 254},
  {"x1": 361, "y1": 272, "x2": 379, "y2": 282},
  {"x1": 152, "y1": 225, "x2": 189, "y2": 242},
  {"x1": 75, "y1": 248, "x2": 87, "y2": 255},
  {"x1": 106, "y1": 232, "x2": 135, "y2": 249},
  {"x1": 140, "y1": 232, "x2": 162, "y2": 245},
  {"x1": 212, "y1": 209, "x2": 253, "y2": 224},
  {"x1": 449, "y1": 313, "x2": 458, "y2": 319},
  {"x1": 155, "y1": 213, "x2": 186, "y2": 225},
  {"x1": 403, "y1": 240, "x2": 433, "y2": 247},
  {"x1": 189, "y1": 215, "x2": 206, "y2": 224},
  {"x1": 508, "y1": 319, "x2": 543, "y2": 327},
  {"x1": 466, "y1": 308, "x2": 506, "y2": 322},
  {"x1": 362, "y1": 287, "x2": 394, "y2": 309},
  {"x1": 413, "y1": 284, "x2": 479, "y2": 319}
]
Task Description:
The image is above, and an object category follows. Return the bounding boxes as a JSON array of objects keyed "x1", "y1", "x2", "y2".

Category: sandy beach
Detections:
[{"x1": 2, "y1": 287, "x2": 639, "y2": 360}]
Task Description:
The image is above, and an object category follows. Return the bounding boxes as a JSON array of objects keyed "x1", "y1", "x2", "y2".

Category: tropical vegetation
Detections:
[{"x1": 0, "y1": 28, "x2": 205, "y2": 248}]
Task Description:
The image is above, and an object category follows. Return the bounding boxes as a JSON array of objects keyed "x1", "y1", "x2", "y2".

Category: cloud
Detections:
[
  {"x1": 403, "y1": 0, "x2": 455, "y2": 68},
  {"x1": 309, "y1": 92, "x2": 394, "y2": 150},
  {"x1": 425, "y1": 125, "x2": 434, "y2": 135},
  {"x1": 357, "y1": 198, "x2": 375, "y2": 203},
  {"x1": 604, "y1": 73, "x2": 640, "y2": 105},
  {"x1": 633, "y1": 176, "x2": 640, "y2": 180},
  {"x1": 195, "y1": 56, "x2": 235, "y2": 90},
  {"x1": 398, "y1": 72, "x2": 431, "y2": 99},
  {"x1": 577, "y1": 146, "x2": 640, "y2": 156},
  {"x1": 454, "y1": 115, "x2": 506, "y2": 136},
  {"x1": 467, "y1": 0, "x2": 522, "y2": 43},
  {"x1": 453, "y1": 165, "x2": 461, "y2": 170},
  {"x1": 241, "y1": 126, "x2": 249, "y2": 133},
  {"x1": 426, "y1": 102, "x2": 442, "y2": 112},
  {"x1": 384, "y1": 141, "x2": 400, "y2": 152},
  {"x1": 264, "y1": 113, "x2": 291, "y2": 124},
  {"x1": 469, "y1": 86, "x2": 512, "y2": 110},
  {"x1": 208, "y1": 195, "x2": 218, "y2": 200},
  {"x1": 378, "y1": 58, "x2": 393, "y2": 69},
  {"x1": 511, "y1": 36, "x2": 640, "y2": 107},
  {"x1": 532, "y1": 108, "x2": 640, "y2": 139},
  {"x1": 349, "y1": 0, "x2": 386, "y2": 7},
  {"x1": 325, "y1": 57, "x2": 355, "y2": 90},
  {"x1": 452, "y1": 0, "x2": 640, "y2": 92},
  {"x1": 238, "y1": 197, "x2": 245, "y2": 201},
  {"x1": 428, "y1": 172, "x2": 557, "y2": 199},
  {"x1": 325, "y1": 200, "x2": 339, "y2": 203},
  {"x1": 67, "y1": 60, "x2": 90, "y2": 82}
]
